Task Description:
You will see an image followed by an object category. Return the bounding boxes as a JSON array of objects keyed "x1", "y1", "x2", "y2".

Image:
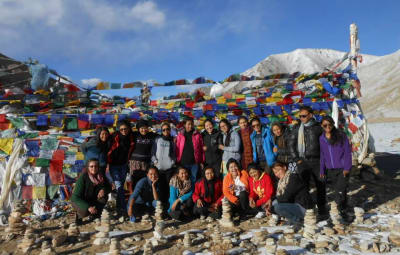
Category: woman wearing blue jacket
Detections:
[
  {"x1": 250, "y1": 117, "x2": 277, "y2": 172},
  {"x1": 168, "y1": 166, "x2": 194, "y2": 221},
  {"x1": 81, "y1": 127, "x2": 110, "y2": 177}
]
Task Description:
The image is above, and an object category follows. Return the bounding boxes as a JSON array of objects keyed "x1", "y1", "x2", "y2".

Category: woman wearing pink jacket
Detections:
[{"x1": 175, "y1": 118, "x2": 204, "y2": 183}]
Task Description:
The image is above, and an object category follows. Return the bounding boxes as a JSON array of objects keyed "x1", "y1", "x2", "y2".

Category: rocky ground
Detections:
[{"x1": 0, "y1": 153, "x2": 400, "y2": 255}]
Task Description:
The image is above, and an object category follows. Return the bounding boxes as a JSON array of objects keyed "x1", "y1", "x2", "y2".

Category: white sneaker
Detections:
[{"x1": 255, "y1": 211, "x2": 266, "y2": 219}]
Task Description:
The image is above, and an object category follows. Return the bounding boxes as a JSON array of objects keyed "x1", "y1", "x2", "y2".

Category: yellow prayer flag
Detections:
[
  {"x1": 33, "y1": 186, "x2": 46, "y2": 199},
  {"x1": 125, "y1": 100, "x2": 135, "y2": 108},
  {"x1": 216, "y1": 97, "x2": 226, "y2": 104},
  {"x1": 76, "y1": 152, "x2": 84, "y2": 160},
  {"x1": 0, "y1": 138, "x2": 14, "y2": 155}
]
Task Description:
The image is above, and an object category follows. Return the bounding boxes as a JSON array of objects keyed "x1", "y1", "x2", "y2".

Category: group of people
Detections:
[{"x1": 71, "y1": 105, "x2": 353, "y2": 226}]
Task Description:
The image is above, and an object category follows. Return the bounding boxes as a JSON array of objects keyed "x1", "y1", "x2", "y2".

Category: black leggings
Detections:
[
  {"x1": 228, "y1": 191, "x2": 249, "y2": 215},
  {"x1": 169, "y1": 199, "x2": 194, "y2": 220}
]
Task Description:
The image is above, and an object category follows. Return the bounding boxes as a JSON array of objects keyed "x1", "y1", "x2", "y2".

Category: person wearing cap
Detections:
[
  {"x1": 108, "y1": 120, "x2": 135, "y2": 216},
  {"x1": 129, "y1": 119, "x2": 158, "y2": 192}
]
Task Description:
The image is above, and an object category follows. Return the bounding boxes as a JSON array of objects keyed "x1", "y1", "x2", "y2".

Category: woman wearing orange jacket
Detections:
[{"x1": 223, "y1": 158, "x2": 250, "y2": 216}]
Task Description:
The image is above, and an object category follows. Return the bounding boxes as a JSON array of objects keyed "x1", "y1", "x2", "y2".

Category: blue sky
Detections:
[{"x1": 0, "y1": 0, "x2": 399, "y2": 98}]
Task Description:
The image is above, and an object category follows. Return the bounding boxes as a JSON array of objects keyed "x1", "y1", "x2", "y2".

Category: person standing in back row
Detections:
[
  {"x1": 202, "y1": 119, "x2": 223, "y2": 179},
  {"x1": 238, "y1": 116, "x2": 253, "y2": 171},
  {"x1": 288, "y1": 105, "x2": 326, "y2": 216},
  {"x1": 319, "y1": 116, "x2": 352, "y2": 220},
  {"x1": 175, "y1": 118, "x2": 204, "y2": 183}
]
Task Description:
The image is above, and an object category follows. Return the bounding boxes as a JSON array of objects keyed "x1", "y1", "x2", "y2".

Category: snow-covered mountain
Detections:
[{"x1": 210, "y1": 48, "x2": 399, "y2": 123}]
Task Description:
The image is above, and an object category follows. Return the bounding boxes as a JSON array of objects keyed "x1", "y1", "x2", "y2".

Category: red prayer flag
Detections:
[{"x1": 49, "y1": 160, "x2": 65, "y2": 184}]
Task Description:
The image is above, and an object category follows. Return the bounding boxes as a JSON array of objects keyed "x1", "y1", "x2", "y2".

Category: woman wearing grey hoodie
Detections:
[
  {"x1": 218, "y1": 119, "x2": 241, "y2": 177},
  {"x1": 152, "y1": 122, "x2": 176, "y2": 185}
]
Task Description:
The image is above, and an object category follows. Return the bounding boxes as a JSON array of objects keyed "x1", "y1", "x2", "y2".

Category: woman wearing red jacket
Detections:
[
  {"x1": 248, "y1": 163, "x2": 274, "y2": 217},
  {"x1": 192, "y1": 166, "x2": 223, "y2": 219}
]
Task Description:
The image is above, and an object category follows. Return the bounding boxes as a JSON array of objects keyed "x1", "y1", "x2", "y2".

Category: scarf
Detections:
[
  {"x1": 169, "y1": 174, "x2": 191, "y2": 197},
  {"x1": 297, "y1": 119, "x2": 314, "y2": 158},
  {"x1": 88, "y1": 172, "x2": 104, "y2": 186},
  {"x1": 276, "y1": 170, "x2": 292, "y2": 197},
  {"x1": 224, "y1": 129, "x2": 232, "y2": 147},
  {"x1": 203, "y1": 178, "x2": 215, "y2": 200}
]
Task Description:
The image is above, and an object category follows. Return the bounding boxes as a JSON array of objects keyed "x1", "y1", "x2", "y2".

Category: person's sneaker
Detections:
[
  {"x1": 255, "y1": 211, "x2": 266, "y2": 219},
  {"x1": 129, "y1": 216, "x2": 137, "y2": 223}
]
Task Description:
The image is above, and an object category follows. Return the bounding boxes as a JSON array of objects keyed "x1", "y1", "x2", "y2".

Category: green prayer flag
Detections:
[
  {"x1": 66, "y1": 117, "x2": 78, "y2": 130},
  {"x1": 41, "y1": 138, "x2": 59, "y2": 151},
  {"x1": 36, "y1": 158, "x2": 50, "y2": 167},
  {"x1": 9, "y1": 117, "x2": 25, "y2": 129},
  {"x1": 47, "y1": 185, "x2": 59, "y2": 199}
]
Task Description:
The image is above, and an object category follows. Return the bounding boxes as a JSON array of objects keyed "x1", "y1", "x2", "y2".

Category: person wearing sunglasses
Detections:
[
  {"x1": 108, "y1": 120, "x2": 135, "y2": 217},
  {"x1": 152, "y1": 122, "x2": 176, "y2": 192},
  {"x1": 129, "y1": 119, "x2": 157, "y2": 192},
  {"x1": 319, "y1": 116, "x2": 352, "y2": 221},
  {"x1": 288, "y1": 105, "x2": 326, "y2": 217},
  {"x1": 202, "y1": 119, "x2": 223, "y2": 179},
  {"x1": 249, "y1": 117, "x2": 276, "y2": 173}
]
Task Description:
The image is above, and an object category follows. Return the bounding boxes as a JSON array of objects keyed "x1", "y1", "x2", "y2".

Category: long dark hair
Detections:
[
  {"x1": 321, "y1": 116, "x2": 345, "y2": 145},
  {"x1": 219, "y1": 119, "x2": 232, "y2": 146},
  {"x1": 96, "y1": 127, "x2": 110, "y2": 153}
]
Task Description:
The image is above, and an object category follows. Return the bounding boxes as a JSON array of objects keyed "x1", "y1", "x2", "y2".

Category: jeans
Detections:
[
  {"x1": 109, "y1": 164, "x2": 128, "y2": 212},
  {"x1": 127, "y1": 197, "x2": 157, "y2": 217},
  {"x1": 184, "y1": 164, "x2": 199, "y2": 183},
  {"x1": 273, "y1": 200, "x2": 305, "y2": 224}
]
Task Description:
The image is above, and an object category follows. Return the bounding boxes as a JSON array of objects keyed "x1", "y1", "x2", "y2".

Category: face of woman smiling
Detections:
[
  {"x1": 88, "y1": 161, "x2": 99, "y2": 175},
  {"x1": 204, "y1": 121, "x2": 214, "y2": 134},
  {"x1": 99, "y1": 130, "x2": 109, "y2": 142},
  {"x1": 229, "y1": 162, "x2": 239, "y2": 178},
  {"x1": 178, "y1": 168, "x2": 189, "y2": 181},
  {"x1": 204, "y1": 168, "x2": 214, "y2": 181}
]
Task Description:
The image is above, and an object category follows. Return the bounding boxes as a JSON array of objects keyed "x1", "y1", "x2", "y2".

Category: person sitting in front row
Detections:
[
  {"x1": 168, "y1": 166, "x2": 194, "y2": 221},
  {"x1": 271, "y1": 162, "x2": 313, "y2": 225},
  {"x1": 248, "y1": 163, "x2": 274, "y2": 217},
  {"x1": 71, "y1": 159, "x2": 111, "y2": 225},
  {"x1": 127, "y1": 166, "x2": 163, "y2": 222},
  {"x1": 222, "y1": 158, "x2": 250, "y2": 218},
  {"x1": 192, "y1": 166, "x2": 223, "y2": 220}
]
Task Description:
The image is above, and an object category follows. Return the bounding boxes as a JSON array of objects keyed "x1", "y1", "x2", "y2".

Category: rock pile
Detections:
[
  {"x1": 154, "y1": 201, "x2": 163, "y2": 221},
  {"x1": 265, "y1": 238, "x2": 277, "y2": 253},
  {"x1": 143, "y1": 240, "x2": 153, "y2": 255},
  {"x1": 212, "y1": 225, "x2": 223, "y2": 245},
  {"x1": 5, "y1": 200, "x2": 25, "y2": 235},
  {"x1": 41, "y1": 240, "x2": 56, "y2": 255},
  {"x1": 330, "y1": 202, "x2": 345, "y2": 235},
  {"x1": 389, "y1": 221, "x2": 400, "y2": 247},
  {"x1": 109, "y1": 238, "x2": 121, "y2": 255},
  {"x1": 219, "y1": 198, "x2": 234, "y2": 228},
  {"x1": 303, "y1": 208, "x2": 318, "y2": 239},
  {"x1": 67, "y1": 223, "x2": 80, "y2": 237},
  {"x1": 267, "y1": 214, "x2": 279, "y2": 226},
  {"x1": 153, "y1": 221, "x2": 165, "y2": 239},
  {"x1": 141, "y1": 214, "x2": 152, "y2": 225},
  {"x1": 353, "y1": 207, "x2": 365, "y2": 224},
  {"x1": 17, "y1": 228, "x2": 35, "y2": 253},
  {"x1": 251, "y1": 229, "x2": 268, "y2": 245},
  {"x1": 183, "y1": 232, "x2": 191, "y2": 247},
  {"x1": 93, "y1": 209, "x2": 111, "y2": 245},
  {"x1": 282, "y1": 227, "x2": 297, "y2": 246}
]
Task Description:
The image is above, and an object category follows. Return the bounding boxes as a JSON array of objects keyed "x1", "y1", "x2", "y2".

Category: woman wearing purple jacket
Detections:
[{"x1": 319, "y1": 116, "x2": 352, "y2": 219}]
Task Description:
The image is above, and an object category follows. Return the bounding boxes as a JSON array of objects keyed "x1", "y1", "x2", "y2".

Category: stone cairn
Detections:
[
  {"x1": 329, "y1": 202, "x2": 345, "y2": 235},
  {"x1": 93, "y1": 209, "x2": 112, "y2": 245},
  {"x1": 5, "y1": 200, "x2": 25, "y2": 235},
  {"x1": 212, "y1": 225, "x2": 223, "y2": 245},
  {"x1": 17, "y1": 228, "x2": 35, "y2": 253},
  {"x1": 219, "y1": 198, "x2": 234, "y2": 228},
  {"x1": 265, "y1": 238, "x2": 277, "y2": 254},
  {"x1": 141, "y1": 214, "x2": 152, "y2": 225},
  {"x1": 41, "y1": 240, "x2": 56, "y2": 255},
  {"x1": 109, "y1": 238, "x2": 121, "y2": 255},
  {"x1": 67, "y1": 223, "x2": 80, "y2": 237},
  {"x1": 154, "y1": 200, "x2": 163, "y2": 222},
  {"x1": 303, "y1": 208, "x2": 318, "y2": 240},
  {"x1": 282, "y1": 226, "x2": 297, "y2": 246},
  {"x1": 251, "y1": 229, "x2": 268, "y2": 245},
  {"x1": 153, "y1": 221, "x2": 166, "y2": 240},
  {"x1": 143, "y1": 240, "x2": 153, "y2": 255},
  {"x1": 183, "y1": 232, "x2": 192, "y2": 247},
  {"x1": 389, "y1": 221, "x2": 400, "y2": 247},
  {"x1": 267, "y1": 214, "x2": 279, "y2": 226},
  {"x1": 353, "y1": 207, "x2": 365, "y2": 224}
]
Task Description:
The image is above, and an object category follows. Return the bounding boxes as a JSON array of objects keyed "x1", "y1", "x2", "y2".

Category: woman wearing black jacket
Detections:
[
  {"x1": 271, "y1": 162, "x2": 313, "y2": 225},
  {"x1": 271, "y1": 122, "x2": 291, "y2": 164},
  {"x1": 202, "y1": 119, "x2": 223, "y2": 179}
]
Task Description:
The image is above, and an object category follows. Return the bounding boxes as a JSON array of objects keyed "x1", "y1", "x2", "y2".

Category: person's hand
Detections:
[
  {"x1": 197, "y1": 199, "x2": 204, "y2": 208},
  {"x1": 273, "y1": 147, "x2": 278, "y2": 153},
  {"x1": 88, "y1": 206, "x2": 97, "y2": 215},
  {"x1": 343, "y1": 170, "x2": 350, "y2": 177},
  {"x1": 111, "y1": 183, "x2": 116, "y2": 190},
  {"x1": 171, "y1": 199, "x2": 180, "y2": 211},
  {"x1": 297, "y1": 160, "x2": 302, "y2": 164},
  {"x1": 320, "y1": 174, "x2": 326, "y2": 180},
  {"x1": 218, "y1": 144, "x2": 224, "y2": 150},
  {"x1": 203, "y1": 146, "x2": 207, "y2": 151},
  {"x1": 152, "y1": 178, "x2": 158, "y2": 187},
  {"x1": 106, "y1": 165, "x2": 110, "y2": 173},
  {"x1": 98, "y1": 189, "x2": 105, "y2": 199},
  {"x1": 128, "y1": 205, "x2": 133, "y2": 217},
  {"x1": 249, "y1": 198, "x2": 256, "y2": 208}
]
